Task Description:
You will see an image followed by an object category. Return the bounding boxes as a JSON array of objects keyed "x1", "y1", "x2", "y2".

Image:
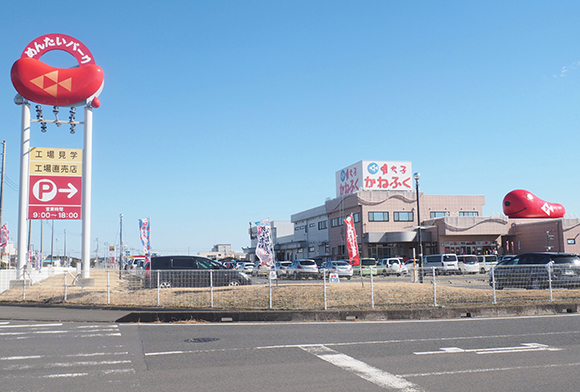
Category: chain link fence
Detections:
[{"x1": 0, "y1": 266, "x2": 579, "y2": 309}]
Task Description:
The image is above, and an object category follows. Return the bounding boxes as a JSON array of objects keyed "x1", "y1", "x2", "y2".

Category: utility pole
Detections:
[
  {"x1": 0, "y1": 140, "x2": 5, "y2": 228},
  {"x1": 119, "y1": 214, "x2": 123, "y2": 279}
]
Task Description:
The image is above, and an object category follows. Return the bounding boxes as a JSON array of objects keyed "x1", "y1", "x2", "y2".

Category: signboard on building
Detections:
[
  {"x1": 335, "y1": 160, "x2": 413, "y2": 197},
  {"x1": 28, "y1": 147, "x2": 82, "y2": 220}
]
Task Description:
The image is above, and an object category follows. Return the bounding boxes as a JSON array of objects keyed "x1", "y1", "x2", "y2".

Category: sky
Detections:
[{"x1": 1, "y1": 1, "x2": 580, "y2": 258}]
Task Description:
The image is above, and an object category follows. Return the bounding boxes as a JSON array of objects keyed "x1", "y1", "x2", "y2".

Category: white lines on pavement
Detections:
[
  {"x1": 145, "y1": 347, "x2": 248, "y2": 356},
  {"x1": 0, "y1": 323, "x2": 63, "y2": 329},
  {"x1": 3, "y1": 359, "x2": 132, "y2": 371},
  {"x1": 301, "y1": 345, "x2": 425, "y2": 392},
  {"x1": 400, "y1": 362, "x2": 580, "y2": 378},
  {"x1": 414, "y1": 343, "x2": 562, "y2": 355}
]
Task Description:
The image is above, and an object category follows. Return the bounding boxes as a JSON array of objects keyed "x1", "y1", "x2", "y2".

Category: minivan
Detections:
[
  {"x1": 421, "y1": 254, "x2": 459, "y2": 274},
  {"x1": 144, "y1": 256, "x2": 252, "y2": 288}
]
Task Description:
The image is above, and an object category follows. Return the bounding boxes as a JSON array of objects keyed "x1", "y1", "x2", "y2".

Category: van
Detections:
[
  {"x1": 421, "y1": 254, "x2": 459, "y2": 274},
  {"x1": 477, "y1": 255, "x2": 499, "y2": 273},
  {"x1": 144, "y1": 256, "x2": 252, "y2": 288}
]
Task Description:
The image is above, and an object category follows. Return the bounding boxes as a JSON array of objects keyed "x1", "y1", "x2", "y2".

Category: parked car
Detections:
[
  {"x1": 422, "y1": 254, "x2": 459, "y2": 275},
  {"x1": 252, "y1": 261, "x2": 274, "y2": 277},
  {"x1": 236, "y1": 262, "x2": 255, "y2": 274},
  {"x1": 377, "y1": 257, "x2": 408, "y2": 276},
  {"x1": 319, "y1": 260, "x2": 353, "y2": 280},
  {"x1": 286, "y1": 259, "x2": 319, "y2": 279},
  {"x1": 352, "y1": 258, "x2": 378, "y2": 277},
  {"x1": 144, "y1": 256, "x2": 252, "y2": 288},
  {"x1": 275, "y1": 261, "x2": 293, "y2": 277},
  {"x1": 490, "y1": 252, "x2": 580, "y2": 290},
  {"x1": 477, "y1": 255, "x2": 499, "y2": 274},
  {"x1": 457, "y1": 255, "x2": 480, "y2": 274}
]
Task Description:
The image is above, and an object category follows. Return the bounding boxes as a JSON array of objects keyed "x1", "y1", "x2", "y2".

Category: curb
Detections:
[{"x1": 116, "y1": 303, "x2": 580, "y2": 323}]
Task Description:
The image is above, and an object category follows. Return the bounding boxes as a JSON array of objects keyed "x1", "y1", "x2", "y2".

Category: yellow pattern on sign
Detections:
[{"x1": 29, "y1": 147, "x2": 82, "y2": 176}]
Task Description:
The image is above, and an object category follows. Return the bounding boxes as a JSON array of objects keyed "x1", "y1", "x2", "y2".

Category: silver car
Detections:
[
  {"x1": 319, "y1": 260, "x2": 353, "y2": 280},
  {"x1": 286, "y1": 259, "x2": 319, "y2": 280}
]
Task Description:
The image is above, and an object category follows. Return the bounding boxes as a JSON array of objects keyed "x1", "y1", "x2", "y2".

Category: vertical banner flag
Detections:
[
  {"x1": 344, "y1": 215, "x2": 360, "y2": 266},
  {"x1": 255, "y1": 220, "x2": 275, "y2": 268},
  {"x1": 139, "y1": 219, "x2": 150, "y2": 264},
  {"x1": 0, "y1": 224, "x2": 8, "y2": 247}
]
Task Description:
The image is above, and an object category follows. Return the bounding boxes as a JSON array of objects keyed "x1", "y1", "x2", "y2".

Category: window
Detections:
[
  {"x1": 430, "y1": 211, "x2": 448, "y2": 218},
  {"x1": 394, "y1": 211, "x2": 414, "y2": 222},
  {"x1": 459, "y1": 211, "x2": 479, "y2": 217},
  {"x1": 368, "y1": 212, "x2": 389, "y2": 222},
  {"x1": 308, "y1": 246, "x2": 315, "y2": 252},
  {"x1": 331, "y1": 217, "x2": 345, "y2": 227},
  {"x1": 318, "y1": 220, "x2": 327, "y2": 230},
  {"x1": 353, "y1": 213, "x2": 360, "y2": 223}
]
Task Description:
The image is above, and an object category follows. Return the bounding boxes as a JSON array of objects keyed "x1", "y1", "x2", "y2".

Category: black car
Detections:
[
  {"x1": 490, "y1": 252, "x2": 580, "y2": 290},
  {"x1": 144, "y1": 256, "x2": 252, "y2": 288}
]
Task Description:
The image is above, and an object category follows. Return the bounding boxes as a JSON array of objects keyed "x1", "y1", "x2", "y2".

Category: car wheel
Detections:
[
  {"x1": 228, "y1": 279, "x2": 240, "y2": 286},
  {"x1": 480, "y1": 268, "x2": 486, "y2": 274},
  {"x1": 159, "y1": 281, "x2": 171, "y2": 289}
]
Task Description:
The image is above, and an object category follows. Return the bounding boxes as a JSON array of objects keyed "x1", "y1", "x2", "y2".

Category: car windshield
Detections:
[
  {"x1": 463, "y1": 256, "x2": 478, "y2": 263},
  {"x1": 300, "y1": 260, "x2": 316, "y2": 266},
  {"x1": 442, "y1": 255, "x2": 457, "y2": 261},
  {"x1": 361, "y1": 259, "x2": 376, "y2": 266},
  {"x1": 197, "y1": 258, "x2": 223, "y2": 269},
  {"x1": 334, "y1": 261, "x2": 349, "y2": 267},
  {"x1": 551, "y1": 255, "x2": 580, "y2": 265}
]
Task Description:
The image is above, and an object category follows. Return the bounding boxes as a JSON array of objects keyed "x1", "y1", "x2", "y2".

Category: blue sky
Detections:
[{"x1": 1, "y1": 1, "x2": 580, "y2": 257}]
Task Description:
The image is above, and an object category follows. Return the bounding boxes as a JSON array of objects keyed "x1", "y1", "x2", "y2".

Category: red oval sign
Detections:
[{"x1": 11, "y1": 34, "x2": 104, "y2": 106}]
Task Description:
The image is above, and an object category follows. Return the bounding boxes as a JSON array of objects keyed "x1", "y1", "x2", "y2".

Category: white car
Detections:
[
  {"x1": 477, "y1": 255, "x2": 499, "y2": 274},
  {"x1": 457, "y1": 255, "x2": 480, "y2": 274},
  {"x1": 377, "y1": 258, "x2": 408, "y2": 276},
  {"x1": 319, "y1": 260, "x2": 353, "y2": 280}
]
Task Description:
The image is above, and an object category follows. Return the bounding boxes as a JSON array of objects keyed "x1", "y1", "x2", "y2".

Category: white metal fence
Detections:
[{"x1": 0, "y1": 266, "x2": 579, "y2": 309}]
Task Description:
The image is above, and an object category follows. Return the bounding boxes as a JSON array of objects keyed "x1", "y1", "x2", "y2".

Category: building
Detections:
[{"x1": 244, "y1": 160, "x2": 580, "y2": 261}]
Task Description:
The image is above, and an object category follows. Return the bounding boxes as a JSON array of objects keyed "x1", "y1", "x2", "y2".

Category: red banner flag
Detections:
[{"x1": 344, "y1": 215, "x2": 360, "y2": 266}]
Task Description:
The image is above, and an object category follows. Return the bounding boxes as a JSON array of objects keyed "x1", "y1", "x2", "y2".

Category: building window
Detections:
[
  {"x1": 308, "y1": 246, "x2": 315, "y2": 252},
  {"x1": 353, "y1": 213, "x2": 360, "y2": 223},
  {"x1": 331, "y1": 217, "x2": 345, "y2": 227},
  {"x1": 318, "y1": 220, "x2": 327, "y2": 230},
  {"x1": 309, "y1": 223, "x2": 315, "y2": 227},
  {"x1": 394, "y1": 211, "x2": 414, "y2": 222},
  {"x1": 368, "y1": 212, "x2": 389, "y2": 222},
  {"x1": 459, "y1": 211, "x2": 479, "y2": 217},
  {"x1": 430, "y1": 211, "x2": 448, "y2": 218}
]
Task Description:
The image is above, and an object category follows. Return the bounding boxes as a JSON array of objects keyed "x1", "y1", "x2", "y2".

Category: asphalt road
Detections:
[{"x1": 1, "y1": 314, "x2": 579, "y2": 391}]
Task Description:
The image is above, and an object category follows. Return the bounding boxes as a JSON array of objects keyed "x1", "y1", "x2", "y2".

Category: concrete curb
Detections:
[
  {"x1": 116, "y1": 303, "x2": 580, "y2": 323},
  {"x1": 1, "y1": 302, "x2": 578, "y2": 323}
]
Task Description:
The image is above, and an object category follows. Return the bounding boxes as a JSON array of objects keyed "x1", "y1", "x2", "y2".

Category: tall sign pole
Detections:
[
  {"x1": 81, "y1": 105, "x2": 93, "y2": 278},
  {"x1": 11, "y1": 34, "x2": 104, "y2": 281},
  {"x1": 16, "y1": 98, "x2": 30, "y2": 278}
]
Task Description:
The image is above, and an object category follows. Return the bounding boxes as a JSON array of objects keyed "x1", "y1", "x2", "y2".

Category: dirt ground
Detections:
[{"x1": 1, "y1": 270, "x2": 578, "y2": 310}]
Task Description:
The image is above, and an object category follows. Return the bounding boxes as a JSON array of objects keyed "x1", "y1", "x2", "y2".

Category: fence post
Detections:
[
  {"x1": 64, "y1": 273, "x2": 67, "y2": 301},
  {"x1": 432, "y1": 267, "x2": 437, "y2": 307},
  {"x1": 323, "y1": 269, "x2": 327, "y2": 311},
  {"x1": 107, "y1": 270, "x2": 110, "y2": 305},
  {"x1": 491, "y1": 266, "x2": 496, "y2": 305},
  {"x1": 210, "y1": 270, "x2": 214, "y2": 308},
  {"x1": 269, "y1": 273, "x2": 273, "y2": 310},
  {"x1": 547, "y1": 263, "x2": 553, "y2": 302},
  {"x1": 157, "y1": 271, "x2": 160, "y2": 307},
  {"x1": 370, "y1": 268, "x2": 374, "y2": 309},
  {"x1": 23, "y1": 272, "x2": 26, "y2": 301}
]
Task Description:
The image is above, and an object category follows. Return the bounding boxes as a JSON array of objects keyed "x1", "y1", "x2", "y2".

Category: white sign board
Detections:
[{"x1": 336, "y1": 160, "x2": 413, "y2": 197}]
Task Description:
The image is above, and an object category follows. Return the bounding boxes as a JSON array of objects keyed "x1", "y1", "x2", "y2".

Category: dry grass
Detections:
[{"x1": 1, "y1": 270, "x2": 579, "y2": 310}]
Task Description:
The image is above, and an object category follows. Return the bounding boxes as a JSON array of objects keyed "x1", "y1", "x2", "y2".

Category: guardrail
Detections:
[{"x1": 0, "y1": 267, "x2": 579, "y2": 310}]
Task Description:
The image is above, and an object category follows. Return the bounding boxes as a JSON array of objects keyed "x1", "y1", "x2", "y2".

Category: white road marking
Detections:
[
  {"x1": 414, "y1": 343, "x2": 562, "y2": 355},
  {"x1": 0, "y1": 323, "x2": 63, "y2": 329},
  {"x1": 301, "y1": 345, "x2": 425, "y2": 392},
  {"x1": 400, "y1": 361, "x2": 580, "y2": 378}
]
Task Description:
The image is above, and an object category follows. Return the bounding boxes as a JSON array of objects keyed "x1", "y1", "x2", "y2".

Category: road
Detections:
[{"x1": 1, "y1": 314, "x2": 579, "y2": 391}]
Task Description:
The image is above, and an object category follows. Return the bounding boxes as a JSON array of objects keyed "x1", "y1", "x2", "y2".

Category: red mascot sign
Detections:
[
  {"x1": 10, "y1": 34, "x2": 104, "y2": 107},
  {"x1": 503, "y1": 189, "x2": 565, "y2": 219}
]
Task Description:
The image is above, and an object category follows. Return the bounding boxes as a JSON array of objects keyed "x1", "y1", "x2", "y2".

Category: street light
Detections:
[{"x1": 414, "y1": 173, "x2": 423, "y2": 283}]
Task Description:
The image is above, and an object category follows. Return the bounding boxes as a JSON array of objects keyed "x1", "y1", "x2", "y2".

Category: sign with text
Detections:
[
  {"x1": 336, "y1": 160, "x2": 413, "y2": 197},
  {"x1": 28, "y1": 147, "x2": 82, "y2": 220}
]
